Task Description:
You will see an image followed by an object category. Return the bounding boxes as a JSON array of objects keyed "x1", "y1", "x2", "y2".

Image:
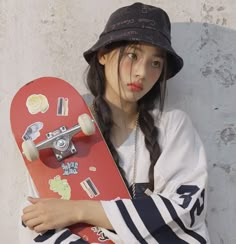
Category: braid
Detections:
[
  {"x1": 137, "y1": 59, "x2": 167, "y2": 191},
  {"x1": 93, "y1": 96, "x2": 117, "y2": 162},
  {"x1": 87, "y1": 55, "x2": 128, "y2": 186},
  {"x1": 138, "y1": 105, "x2": 161, "y2": 191}
]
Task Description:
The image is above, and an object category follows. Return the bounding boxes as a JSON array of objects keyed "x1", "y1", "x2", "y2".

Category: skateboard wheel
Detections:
[
  {"x1": 22, "y1": 140, "x2": 39, "y2": 161},
  {"x1": 78, "y1": 114, "x2": 95, "y2": 136}
]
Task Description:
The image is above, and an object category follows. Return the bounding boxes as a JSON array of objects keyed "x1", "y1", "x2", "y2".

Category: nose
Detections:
[{"x1": 133, "y1": 58, "x2": 147, "y2": 79}]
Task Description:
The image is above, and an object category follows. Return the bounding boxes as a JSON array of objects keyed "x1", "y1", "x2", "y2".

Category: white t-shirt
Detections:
[{"x1": 19, "y1": 109, "x2": 210, "y2": 244}]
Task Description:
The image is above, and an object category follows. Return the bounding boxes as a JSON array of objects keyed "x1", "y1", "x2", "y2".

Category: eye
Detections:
[
  {"x1": 152, "y1": 60, "x2": 162, "y2": 68},
  {"x1": 127, "y1": 52, "x2": 137, "y2": 60}
]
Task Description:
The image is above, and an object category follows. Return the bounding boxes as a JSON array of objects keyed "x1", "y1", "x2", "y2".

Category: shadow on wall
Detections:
[
  {"x1": 83, "y1": 22, "x2": 236, "y2": 244},
  {"x1": 169, "y1": 23, "x2": 236, "y2": 244},
  {"x1": 168, "y1": 22, "x2": 236, "y2": 244}
]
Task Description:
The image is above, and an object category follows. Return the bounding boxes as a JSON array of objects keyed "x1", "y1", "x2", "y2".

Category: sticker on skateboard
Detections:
[
  {"x1": 57, "y1": 97, "x2": 69, "y2": 116},
  {"x1": 80, "y1": 177, "x2": 100, "y2": 198},
  {"x1": 26, "y1": 94, "x2": 49, "y2": 114},
  {"x1": 62, "y1": 162, "x2": 79, "y2": 176},
  {"x1": 22, "y1": 122, "x2": 43, "y2": 141},
  {"x1": 49, "y1": 175, "x2": 71, "y2": 200}
]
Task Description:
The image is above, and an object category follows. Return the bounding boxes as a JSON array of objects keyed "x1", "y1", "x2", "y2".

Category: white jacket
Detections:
[{"x1": 19, "y1": 109, "x2": 210, "y2": 244}]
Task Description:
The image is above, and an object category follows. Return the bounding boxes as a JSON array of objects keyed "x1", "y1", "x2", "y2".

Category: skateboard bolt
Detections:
[{"x1": 57, "y1": 139, "x2": 66, "y2": 148}]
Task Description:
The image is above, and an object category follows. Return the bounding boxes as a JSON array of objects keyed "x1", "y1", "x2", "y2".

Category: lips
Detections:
[{"x1": 127, "y1": 82, "x2": 143, "y2": 92}]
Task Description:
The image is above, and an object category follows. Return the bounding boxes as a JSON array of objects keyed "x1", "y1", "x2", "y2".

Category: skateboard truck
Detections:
[
  {"x1": 22, "y1": 114, "x2": 95, "y2": 162},
  {"x1": 46, "y1": 126, "x2": 78, "y2": 161}
]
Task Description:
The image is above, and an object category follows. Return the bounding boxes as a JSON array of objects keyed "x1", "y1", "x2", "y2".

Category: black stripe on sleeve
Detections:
[
  {"x1": 55, "y1": 229, "x2": 72, "y2": 244},
  {"x1": 159, "y1": 195, "x2": 207, "y2": 244},
  {"x1": 34, "y1": 230, "x2": 56, "y2": 242},
  {"x1": 69, "y1": 238, "x2": 88, "y2": 243},
  {"x1": 133, "y1": 197, "x2": 188, "y2": 244},
  {"x1": 116, "y1": 200, "x2": 148, "y2": 244}
]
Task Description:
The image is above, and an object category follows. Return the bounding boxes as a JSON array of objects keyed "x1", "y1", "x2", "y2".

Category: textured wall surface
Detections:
[{"x1": 1, "y1": 1, "x2": 236, "y2": 243}]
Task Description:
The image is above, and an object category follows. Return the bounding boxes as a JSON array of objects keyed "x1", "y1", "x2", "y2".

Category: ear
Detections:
[{"x1": 97, "y1": 50, "x2": 107, "y2": 65}]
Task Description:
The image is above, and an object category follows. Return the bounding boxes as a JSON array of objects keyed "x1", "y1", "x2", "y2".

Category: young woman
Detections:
[{"x1": 20, "y1": 2, "x2": 210, "y2": 243}]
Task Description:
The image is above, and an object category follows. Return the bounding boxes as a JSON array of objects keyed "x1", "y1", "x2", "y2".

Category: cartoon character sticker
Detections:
[
  {"x1": 26, "y1": 94, "x2": 49, "y2": 114},
  {"x1": 22, "y1": 122, "x2": 43, "y2": 141},
  {"x1": 49, "y1": 175, "x2": 71, "y2": 200}
]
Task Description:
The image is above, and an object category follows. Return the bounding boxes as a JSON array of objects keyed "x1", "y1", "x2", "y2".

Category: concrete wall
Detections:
[{"x1": 1, "y1": 0, "x2": 235, "y2": 243}]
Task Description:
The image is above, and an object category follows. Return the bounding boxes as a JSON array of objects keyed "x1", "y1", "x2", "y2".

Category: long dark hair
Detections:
[{"x1": 86, "y1": 41, "x2": 168, "y2": 192}]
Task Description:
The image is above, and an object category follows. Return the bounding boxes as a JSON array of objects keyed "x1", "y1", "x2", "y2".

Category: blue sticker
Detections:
[
  {"x1": 62, "y1": 162, "x2": 79, "y2": 175},
  {"x1": 22, "y1": 122, "x2": 43, "y2": 141}
]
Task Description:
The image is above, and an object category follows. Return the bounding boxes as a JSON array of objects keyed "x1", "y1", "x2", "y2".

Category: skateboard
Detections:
[{"x1": 10, "y1": 77, "x2": 130, "y2": 243}]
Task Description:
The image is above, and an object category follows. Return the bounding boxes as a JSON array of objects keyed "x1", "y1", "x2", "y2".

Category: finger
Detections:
[
  {"x1": 23, "y1": 217, "x2": 42, "y2": 230},
  {"x1": 22, "y1": 211, "x2": 39, "y2": 224},
  {"x1": 33, "y1": 223, "x2": 49, "y2": 233},
  {"x1": 27, "y1": 196, "x2": 41, "y2": 204},
  {"x1": 23, "y1": 204, "x2": 36, "y2": 214}
]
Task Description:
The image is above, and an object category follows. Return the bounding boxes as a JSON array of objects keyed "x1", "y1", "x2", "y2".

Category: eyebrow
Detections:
[{"x1": 128, "y1": 45, "x2": 165, "y2": 58}]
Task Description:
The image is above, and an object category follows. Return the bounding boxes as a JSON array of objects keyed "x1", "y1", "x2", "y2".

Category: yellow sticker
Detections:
[
  {"x1": 49, "y1": 175, "x2": 71, "y2": 200},
  {"x1": 26, "y1": 94, "x2": 49, "y2": 114}
]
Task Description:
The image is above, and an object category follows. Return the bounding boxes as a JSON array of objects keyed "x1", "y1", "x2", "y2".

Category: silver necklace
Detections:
[{"x1": 131, "y1": 114, "x2": 139, "y2": 199}]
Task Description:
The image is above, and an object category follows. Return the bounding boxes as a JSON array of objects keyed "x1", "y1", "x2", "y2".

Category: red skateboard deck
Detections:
[{"x1": 10, "y1": 77, "x2": 130, "y2": 243}]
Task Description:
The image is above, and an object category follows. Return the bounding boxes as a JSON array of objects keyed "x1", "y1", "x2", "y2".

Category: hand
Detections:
[{"x1": 22, "y1": 197, "x2": 81, "y2": 233}]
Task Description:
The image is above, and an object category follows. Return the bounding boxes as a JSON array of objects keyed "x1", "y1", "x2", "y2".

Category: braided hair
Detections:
[{"x1": 86, "y1": 42, "x2": 168, "y2": 191}]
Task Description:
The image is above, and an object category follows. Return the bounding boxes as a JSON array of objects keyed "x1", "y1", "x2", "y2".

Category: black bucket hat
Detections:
[{"x1": 83, "y1": 2, "x2": 183, "y2": 79}]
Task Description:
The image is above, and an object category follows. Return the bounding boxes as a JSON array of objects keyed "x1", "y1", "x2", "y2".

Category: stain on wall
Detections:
[
  {"x1": 201, "y1": 50, "x2": 236, "y2": 88},
  {"x1": 220, "y1": 125, "x2": 236, "y2": 145}
]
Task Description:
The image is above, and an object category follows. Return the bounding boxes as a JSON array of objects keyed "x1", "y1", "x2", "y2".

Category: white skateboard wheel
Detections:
[
  {"x1": 22, "y1": 140, "x2": 39, "y2": 162},
  {"x1": 78, "y1": 114, "x2": 95, "y2": 136}
]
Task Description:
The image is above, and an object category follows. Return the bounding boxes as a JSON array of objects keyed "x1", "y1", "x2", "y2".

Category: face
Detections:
[{"x1": 98, "y1": 43, "x2": 165, "y2": 107}]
